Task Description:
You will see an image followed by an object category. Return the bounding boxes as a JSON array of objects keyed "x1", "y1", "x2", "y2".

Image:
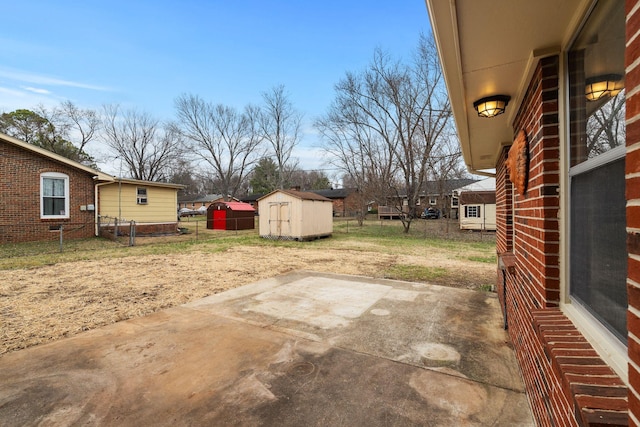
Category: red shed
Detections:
[{"x1": 207, "y1": 202, "x2": 255, "y2": 230}]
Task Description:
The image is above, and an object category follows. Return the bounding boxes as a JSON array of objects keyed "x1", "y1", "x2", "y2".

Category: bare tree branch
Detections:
[{"x1": 174, "y1": 94, "x2": 264, "y2": 200}]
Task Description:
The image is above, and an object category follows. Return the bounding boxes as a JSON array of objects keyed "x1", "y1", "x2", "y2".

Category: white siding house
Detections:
[{"x1": 454, "y1": 178, "x2": 496, "y2": 231}]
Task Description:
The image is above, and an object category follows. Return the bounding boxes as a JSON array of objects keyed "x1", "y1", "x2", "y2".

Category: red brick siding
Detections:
[
  {"x1": 498, "y1": 57, "x2": 573, "y2": 426},
  {"x1": 99, "y1": 222, "x2": 179, "y2": 239},
  {"x1": 627, "y1": 1, "x2": 640, "y2": 426},
  {"x1": 496, "y1": 146, "x2": 513, "y2": 255},
  {"x1": 498, "y1": 54, "x2": 629, "y2": 426},
  {"x1": 0, "y1": 140, "x2": 96, "y2": 243},
  {"x1": 511, "y1": 56, "x2": 562, "y2": 309}
]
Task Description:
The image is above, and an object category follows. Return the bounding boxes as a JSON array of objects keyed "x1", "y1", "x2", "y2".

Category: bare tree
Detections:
[
  {"x1": 260, "y1": 85, "x2": 303, "y2": 189},
  {"x1": 317, "y1": 35, "x2": 452, "y2": 232},
  {"x1": 57, "y1": 101, "x2": 100, "y2": 154},
  {"x1": 102, "y1": 104, "x2": 183, "y2": 181},
  {"x1": 316, "y1": 108, "x2": 396, "y2": 225},
  {"x1": 36, "y1": 101, "x2": 100, "y2": 157},
  {"x1": 586, "y1": 91, "x2": 626, "y2": 158},
  {"x1": 174, "y1": 94, "x2": 264, "y2": 200}
]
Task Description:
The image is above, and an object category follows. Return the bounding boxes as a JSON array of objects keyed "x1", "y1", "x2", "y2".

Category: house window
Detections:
[
  {"x1": 137, "y1": 187, "x2": 148, "y2": 205},
  {"x1": 567, "y1": 0, "x2": 626, "y2": 343},
  {"x1": 465, "y1": 205, "x2": 480, "y2": 218},
  {"x1": 452, "y1": 196, "x2": 459, "y2": 207},
  {"x1": 41, "y1": 172, "x2": 69, "y2": 218}
]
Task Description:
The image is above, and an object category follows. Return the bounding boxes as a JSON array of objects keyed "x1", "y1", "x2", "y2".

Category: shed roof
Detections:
[
  {"x1": 258, "y1": 189, "x2": 332, "y2": 202},
  {"x1": 459, "y1": 191, "x2": 496, "y2": 205},
  {"x1": 212, "y1": 201, "x2": 255, "y2": 212}
]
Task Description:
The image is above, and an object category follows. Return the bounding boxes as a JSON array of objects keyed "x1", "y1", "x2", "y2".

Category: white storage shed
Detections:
[
  {"x1": 454, "y1": 178, "x2": 497, "y2": 231},
  {"x1": 258, "y1": 189, "x2": 333, "y2": 240}
]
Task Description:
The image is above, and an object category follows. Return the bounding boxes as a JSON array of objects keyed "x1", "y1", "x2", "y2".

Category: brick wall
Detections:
[
  {"x1": 626, "y1": 1, "x2": 640, "y2": 425},
  {"x1": 0, "y1": 140, "x2": 96, "y2": 243},
  {"x1": 497, "y1": 54, "x2": 628, "y2": 426}
]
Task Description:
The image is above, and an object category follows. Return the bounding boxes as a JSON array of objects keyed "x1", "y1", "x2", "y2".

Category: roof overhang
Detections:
[
  {"x1": 107, "y1": 178, "x2": 185, "y2": 190},
  {"x1": 1, "y1": 132, "x2": 113, "y2": 181},
  {"x1": 425, "y1": 0, "x2": 593, "y2": 172}
]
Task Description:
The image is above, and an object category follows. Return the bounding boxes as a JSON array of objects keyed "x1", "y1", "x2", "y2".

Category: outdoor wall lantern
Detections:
[
  {"x1": 473, "y1": 95, "x2": 511, "y2": 118},
  {"x1": 585, "y1": 74, "x2": 624, "y2": 101}
]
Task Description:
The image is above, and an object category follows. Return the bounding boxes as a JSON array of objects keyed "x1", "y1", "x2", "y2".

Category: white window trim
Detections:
[
  {"x1": 465, "y1": 205, "x2": 480, "y2": 218},
  {"x1": 40, "y1": 172, "x2": 70, "y2": 219},
  {"x1": 137, "y1": 187, "x2": 148, "y2": 205},
  {"x1": 558, "y1": 1, "x2": 629, "y2": 383},
  {"x1": 563, "y1": 299, "x2": 629, "y2": 381}
]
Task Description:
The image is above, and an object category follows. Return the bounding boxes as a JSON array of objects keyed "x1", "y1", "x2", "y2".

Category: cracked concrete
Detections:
[{"x1": 0, "y1": 271, "x2": 533, "y2": 426}]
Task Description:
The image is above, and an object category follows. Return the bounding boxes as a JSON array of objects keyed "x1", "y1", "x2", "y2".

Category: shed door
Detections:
[
  {"x1": 269, "y1": 202, "x2": 290, "y2": 237},
  {"x1": 213, "y1": 208, "x2": 226, "y2": 230}
]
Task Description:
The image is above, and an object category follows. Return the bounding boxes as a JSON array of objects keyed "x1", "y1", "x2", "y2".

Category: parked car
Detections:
[
  {"x1": 421, "y1": 207, "x2": 440, "y2": 219},
  {"x1": 179, "y1": 207, "x2": 198, "y2": 217}
]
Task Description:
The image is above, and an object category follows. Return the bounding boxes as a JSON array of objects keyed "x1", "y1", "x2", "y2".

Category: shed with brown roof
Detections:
[{"x1": 257, "y1": 189, "x2": 333, "y2": 240}]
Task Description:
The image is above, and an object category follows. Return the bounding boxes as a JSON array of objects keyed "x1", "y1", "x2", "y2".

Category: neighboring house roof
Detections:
[
  {"x1": 0, "y1": 132, "x2": 113, "y2": 181},
  {"x1": 423, "y1": 179, "x2": 478, "y2": 195},
  {"x1": 240, "y1": 193, "x2": 266, "y2": 203},
  {"x1": 179, "y1": 194, "x2": 238, "y2": 203},
  {"x1": 310, "y1": 188, "x2": 354, "y2": 199},
  {"x1": 459, "y1": 191, "x2": 496, "y2": 205},
  {"x1": 454, "y1": 178, "x2": 496, "y2": 194},
  {"x1": 2, "y1": 132, "x2": 186, "y2": 193},
  {"x1": 111, "y1": 178, "x2": 184, "y2": 190},
  {"x1": 210, "y1": 201, "x2": 255, "y2": 212},
  {"x1": 258, "y1": 189, "x2": 332, "y2": 202}
]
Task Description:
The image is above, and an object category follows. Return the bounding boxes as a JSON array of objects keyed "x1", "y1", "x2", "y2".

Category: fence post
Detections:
[
  {"x1": 195, "y1": 220, "x2": 198, "y2": 241},
  {"x1": 115, "y1": 217, "x2": 119, "y2": 237},
  {"x1": 129, "y1": 221, "x2": 136, "y2": 246},
  {"x1": 59, "y1": 224, "x2": 64, "y2": 253}
]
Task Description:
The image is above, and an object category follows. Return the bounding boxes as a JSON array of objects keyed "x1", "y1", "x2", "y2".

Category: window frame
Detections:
[
  {"x1": 40, "y1": 172, "x2": 70, "y2": 219},
  {"x1": 560, "y1": 0, "x2": 628, "y2": 382},
  {"x1": 136, "y1": 187, "x2": 148, "y2": 205},
  {"x1": 464, "y1": 205, "x2": 480, "y2": 218}
]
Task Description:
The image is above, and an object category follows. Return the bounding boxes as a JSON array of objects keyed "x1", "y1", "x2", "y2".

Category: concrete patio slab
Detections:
[{"x1": 0, "y1": 271, "x2": 533, "y2": 426}]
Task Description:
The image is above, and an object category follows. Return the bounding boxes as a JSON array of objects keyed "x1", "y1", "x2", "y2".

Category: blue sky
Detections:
[{"x1": 0, "y1": 1, "x2": 431, "y2": 173}]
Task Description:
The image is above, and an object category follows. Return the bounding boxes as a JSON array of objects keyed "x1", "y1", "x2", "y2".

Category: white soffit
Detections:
[{"x1": 426, "y1": 0, "x2": 592, "y2": 172}]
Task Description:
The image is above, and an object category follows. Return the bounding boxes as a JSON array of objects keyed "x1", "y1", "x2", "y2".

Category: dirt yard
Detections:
[{"x1": 0, "y1": 242, "x2": 496, "y2": 356}]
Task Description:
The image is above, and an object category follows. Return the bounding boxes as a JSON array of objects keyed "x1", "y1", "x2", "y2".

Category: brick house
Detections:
[
  {"x1": 1, "y1": 132, "x2": 182, "y2": 243},
  {"x1": 0, "y1": 132, "x2": 111, "y2": 243},
  {"x1": 310, "y1": 188, "x2": 358, "y2": 217},
  {"x1": 427, "y1": 0, "x2": 635, "y2": 425}
]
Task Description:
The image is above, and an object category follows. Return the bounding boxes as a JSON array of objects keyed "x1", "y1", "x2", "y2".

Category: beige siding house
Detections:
[
  {"x1": 258, "y1": 189, "x2": 333, "y2": 240},
  {"x1": 98, "y1": 178, "x2": 183, "y2": 234}
]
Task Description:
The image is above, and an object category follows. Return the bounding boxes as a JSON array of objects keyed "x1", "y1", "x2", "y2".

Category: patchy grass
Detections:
[
  {"x1": 0, "y1": 218, "x2": 495, "y2": 271},
  {"x1": 466, "y1": 255, "x2": 497, "y2": 264},
  {"x1": 384, "y1": 264, "x2": 448, "y2": 282},
  {"x1": 0, "y1": 217, "x2": 499, "y2": 355}
]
